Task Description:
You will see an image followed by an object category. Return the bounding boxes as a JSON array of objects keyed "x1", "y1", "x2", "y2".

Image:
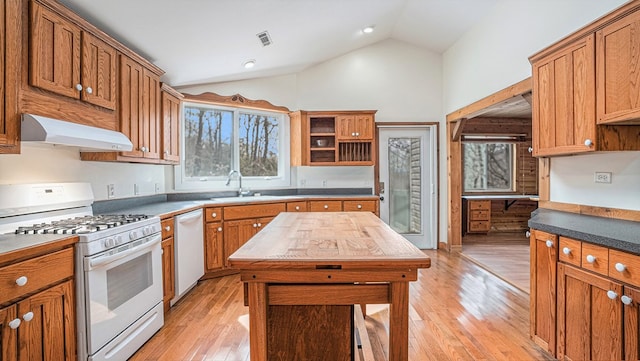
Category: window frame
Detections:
[
  {"x1": 462, "y1": 141, "x2": 517, "y2": 193},
  {"x1": 174, "y1": 101, "x2": 290, "y2": 191}
]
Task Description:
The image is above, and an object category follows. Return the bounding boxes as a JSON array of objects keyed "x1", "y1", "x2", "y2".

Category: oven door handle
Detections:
[{"x1": 86, "y1": 235, "x2": 161, "y2": 270}]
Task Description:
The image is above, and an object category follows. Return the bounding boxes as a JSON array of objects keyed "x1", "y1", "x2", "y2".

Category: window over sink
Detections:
[{"x1": 174, "y1": 102, "x2": 290, "y2": 191}]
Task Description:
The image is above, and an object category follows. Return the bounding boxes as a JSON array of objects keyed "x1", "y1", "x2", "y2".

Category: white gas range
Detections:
[{"x1": 0, "y1": 183, "x2": 164, "y2": 361}]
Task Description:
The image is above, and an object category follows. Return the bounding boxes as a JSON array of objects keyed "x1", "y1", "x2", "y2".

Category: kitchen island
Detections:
[{"x1": 228, "y1": 211, "x2": 430, "y2": 361}]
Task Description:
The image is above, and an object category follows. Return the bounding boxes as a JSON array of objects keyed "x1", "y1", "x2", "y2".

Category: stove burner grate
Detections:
[{"x1": 14, "y1": 214, "x2": 149, "y2": 235}]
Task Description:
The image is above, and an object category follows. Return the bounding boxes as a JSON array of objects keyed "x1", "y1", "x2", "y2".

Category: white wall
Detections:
[
  {"x1": 444, "y1": 0, "x2": 639, "y2": 212},
  {"x1": 0, "y1": 143, "x2": 168, "y2": 200}
]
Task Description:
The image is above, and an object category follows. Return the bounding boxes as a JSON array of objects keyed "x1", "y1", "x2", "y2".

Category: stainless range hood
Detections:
[{"x1": 21, "y1": 114, "x2": 133, "y2": 152}]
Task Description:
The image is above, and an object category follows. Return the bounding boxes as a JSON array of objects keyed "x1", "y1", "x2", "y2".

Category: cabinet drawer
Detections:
[
  {"x1": 609, "y1": 249, "x2": 640, "y2": 288},
  {"x1": 469, "y1": 221, "x2": 490, "y2": 232},
  {"x1": 224, "y1": 203, "x2": 286, "y2": 220},
  {"x1": 343, "y1": 200, "x2": 377, "y2": 212},
  {"x1": 469, "y1": 200, "x2": 491, "y2": 210},
  {"x1": 0, "y1": 247, "x2": 74, "y2": 305},
  {"x1": 558, "y1": 237, "x2": 581, "y2": 267},
  {"x1": 581, "y1": 243, "x2": 609, "y2": 276},
  {"x1": 309, "y1": 200, "x2": 342, "y2": 212},
  {"x1": 161, "y1": 217, "x2": 174, "y2": 239},
  {"x1": 205, "y1": 207, "x2": 223, "y2": 222},
  {"x1": 469, "y1": 210, "x2": 490, "y2": 221},
  {"x1": 286, "y1": 201, "x2": 307, "y2": 212}
]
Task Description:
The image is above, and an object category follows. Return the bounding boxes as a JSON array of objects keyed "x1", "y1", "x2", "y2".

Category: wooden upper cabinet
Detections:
[
  {"x1": 0, "y1": 0, "x2": 19, "y2": 153},
  {"x1": 160, "y1": 84, "x2": 182, "y2": 164},
  {"x1": 118, "y1": 55, "x2": 144, "y2": 158},
  {"x1": 30, "y1": 2, "x2": 116, "y2": 110},
  {"x1": 336, "y1": 114, "x2": 373, "y2": 140},
  {"x1": 80, "y1": 32, "x2": 117, "y2": 109},
  {"x1": 596, "y1": 10, "x2": 640, "y2": 124},
  {"x1": 142, "y1": 68, "x2": 160, "y2": 160},
  {"x1": 531, "y1": 35, "x2": 596, "y2": 157}
]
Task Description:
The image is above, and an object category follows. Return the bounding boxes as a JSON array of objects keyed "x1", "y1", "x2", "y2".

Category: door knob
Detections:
[{"x1": 379, "y1": 196, "x2": 384, "y2": 201}]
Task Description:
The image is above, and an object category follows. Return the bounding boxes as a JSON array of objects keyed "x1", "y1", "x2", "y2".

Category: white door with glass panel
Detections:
[{"x1": 378, "y1": 126, "x2": 437, "y2": 249}]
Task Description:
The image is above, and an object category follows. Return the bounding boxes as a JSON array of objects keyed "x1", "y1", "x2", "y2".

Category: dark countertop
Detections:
[{"x1": 528, "y1": 208, "x2": 640, "y2": 255}]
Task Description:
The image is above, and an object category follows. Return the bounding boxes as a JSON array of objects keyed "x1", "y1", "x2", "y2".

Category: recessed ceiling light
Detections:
[
  {"x1": 243, "y1": 60, "x2": 256, "y2": 69},
  {"x1": 362, "y1": 26, "x2": 375, "y2": 34}
]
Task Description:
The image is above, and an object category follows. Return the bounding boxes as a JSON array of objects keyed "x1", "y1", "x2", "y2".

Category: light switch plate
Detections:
[
  {"x1": 107, "y1": 184, "x2": 115, "y2": 199},
  {"x1": 594, "y1": 172, "x2": 612, "y2": 184}
]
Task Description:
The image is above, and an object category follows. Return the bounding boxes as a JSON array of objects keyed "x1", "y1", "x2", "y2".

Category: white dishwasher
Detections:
[{"x1": 172, "y1": 209, "x2": 204, "y2": 305}]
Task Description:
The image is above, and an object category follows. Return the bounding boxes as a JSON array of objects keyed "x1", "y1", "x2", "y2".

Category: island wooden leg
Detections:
[
  {"x1": 389, "y1": 282, "x2": 409, "y2": 361},
  {"x1": 248, "y1": 282, "x2": 268, "y2": 361}
]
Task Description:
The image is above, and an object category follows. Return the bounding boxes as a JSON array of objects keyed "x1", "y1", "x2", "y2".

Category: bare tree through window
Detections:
[{"x1": 463, "y1": 143, "x2": 514, "y2": 192}]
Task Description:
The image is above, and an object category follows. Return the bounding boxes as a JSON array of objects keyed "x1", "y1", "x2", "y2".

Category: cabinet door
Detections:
[
  {"x1": 597, "y1": 10, "x2": 640, "y2": 124},
  {"x1": 336, "y1": 115, "x2": 373, "y2": 140},
  {"x1": 30, "y1": 2, "x2": 81, "y2": 99},
  {"x1": 119, "y1": 55, "x2": 144, "y2": 158},
  {"x1": 0, "y1": 304, "x2": 18, "y2": 361},
  {"x1": 532, "y1": 35, "x2": 596, "y2": 156},
  {"x1": 623, "y1": 285, "x2": 640, "y2": 361},
  {"x1": 223, "y1": 219, "x2": 258, "y2": 267},
  {"x1": 161, "y1": 89, "x2": 181, "y2": 163},
  {"x1": 142, "y1": 69, "x2": 161, "y2": 159},
  {"x1": 80, "y1": 32, "x2": 116, "y2": 110},
  {"x1": 557, "y1": 263, "x2": 623, "y2": 361},
  {"x1": 530, "y1": 229, "x2": 557, "y2": 355},
  {"x1": 205, "y1": 222, "x2": 224, "y2": 271},
  {"x1": 161, "y1": 237, "x2": 175, "y2": 312},
  {"x1": 17, "y1": 279, "x2": 76, "y2": 361}
]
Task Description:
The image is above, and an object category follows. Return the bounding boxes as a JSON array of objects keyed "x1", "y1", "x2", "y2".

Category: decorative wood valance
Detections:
[{"x1": 182, "y1": 92, "x2": 291, "y2": 113}]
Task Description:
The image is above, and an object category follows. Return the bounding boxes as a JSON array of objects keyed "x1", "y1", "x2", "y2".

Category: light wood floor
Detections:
[
  {"x1": 461, "y1": 232, "x2": 530, "y2": 294},
  {"x1": 130, "y1": 250, "x2": 551, "y2": 361}
]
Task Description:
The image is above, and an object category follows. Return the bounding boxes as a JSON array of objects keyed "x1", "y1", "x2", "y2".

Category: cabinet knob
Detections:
[
  {"x1": 22, "y1": 312, "x2": 34, "y2": 322},
  {"x1": 324, "y1": 205, "x2": 329, "y2": 209},
  {"x1": 545, "y1": 240, "x2": 553, "y2": 248},
  {"x1": 615, "y1": 262, "x2": 626, "y2": 272},
  {"x1": 140, "y1": 146, "x2": 147, "y2": 152},
  {"x1": 85, "y1": 86, "x2": 93, "y2": 94},
  {"x1": 586, "y1": 254, "x2": 596, "y2": 264},
  {"x1": 75, "y1": 84, "x2": 83, "y2": 91},
  {"x1": 528, "y1": 147, "x2": 533, "y2": 153},
  {"x1": 607, "y1": 290, "x2": 618, "y2": 300},
  {"x1": 217, "y1": 227, "x2": 222, "y2": 232},
  {"x1": 621, "y1": 295, "x2": 633, "y2": 305},
  {"x1": 15, "y1": 276, "x2": 27, "y2": 287},
  {"x1": 164, "y1": 150, "x2": 169, "y2": 155},
  {"x1": 8, "y1": 318, "x2": 20, "y2": 329},
  {"x1": 562, "y1": 247, "x2": 571, "y2": 255},
  {"x1": 351, "y1": 132, "x2": 356, "y2": 137},
  {"x1": 525, "y1": 231, "x2": 531, "y2": 238},
  {"x1": 212, "y1": 212, "x2": 217, "y2": 218},
  {"x1": 164, "y1": 226, "x2": 171, "y2": 231},
  {"x1": 253, "y1": 223, "x2": 258, "y2": 228},
  {"x1": 257, "y1": 223, "x2": 262, "y2": 228},
  {"x1": 295, "y1": 206, "x2": 300, "y2": 210},
  {"x1": 357, "y1": 204, "x2": 362, "y2": 209},
  {"x1": 584, "y1": 139, "x2": 593, "y2": 147}
]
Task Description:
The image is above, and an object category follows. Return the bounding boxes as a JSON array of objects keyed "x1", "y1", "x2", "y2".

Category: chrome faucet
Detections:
[{"x1": 225, "y1": 170, "x2": 250, "y2": 197}]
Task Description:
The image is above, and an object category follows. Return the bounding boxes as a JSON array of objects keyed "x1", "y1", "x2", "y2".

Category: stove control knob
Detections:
[
  {"x1": 143, "y1": 226, "x2": 151, "y2": 236},
  {"x1": 129, "y1": 231, "x2": 138, "y2": 240},
  {"x1": 149, "y1": 225, "x2": 157, "y2": 233},
  {"x1": 115, "y1": 235, "x2": 123, "y2": 245},
  {"x1": 104, "y1": 238, "x2": 115, "y2": 248}
]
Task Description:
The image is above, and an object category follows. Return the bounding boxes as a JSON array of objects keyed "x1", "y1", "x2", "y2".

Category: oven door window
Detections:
[{"x1": 84, "y1": 238, "x2": 163, "y2": 354}]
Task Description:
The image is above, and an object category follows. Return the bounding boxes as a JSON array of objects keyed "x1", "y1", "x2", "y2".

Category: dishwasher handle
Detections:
[{"x1": 176, "y1": 211, "x2": 202, "y2": 224}]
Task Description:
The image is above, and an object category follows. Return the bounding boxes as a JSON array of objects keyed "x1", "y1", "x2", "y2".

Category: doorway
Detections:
[{"x1": 377, "y1": 125, "x2": 437, "y2": 249}]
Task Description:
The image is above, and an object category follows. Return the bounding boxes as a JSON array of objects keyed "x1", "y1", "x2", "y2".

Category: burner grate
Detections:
[{"x1": 14, "y1": 214, "x2": 149, "y2": 234}]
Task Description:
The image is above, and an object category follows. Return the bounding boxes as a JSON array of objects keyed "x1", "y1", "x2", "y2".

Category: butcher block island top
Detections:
[{"x1": 228, "y1": 212, "x2": 431, "y2": 361}]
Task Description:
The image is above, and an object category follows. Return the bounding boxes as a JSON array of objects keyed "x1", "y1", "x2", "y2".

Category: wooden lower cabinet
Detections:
[
  {"x1": 1, "y1": 279, "x2": 76, "y2": 361},
  {"x1": 309, "y1": 200, "x2": 342, "y2": 212},
  {"x1": 205, "y1": 222, "x2": 224, "y2": 271},
  {"x1": 529, "y1": 229, "x2": 557, "y2": 355},
  {"x1": 160, "y1": 218, "x2": 175, "y2": 313},
  {"x1": 223, "y1": 217, "x2": 274, "y2": 268},
  {"x1": 557, "y1": 263, "x2": 623, "y2": 360},
  {"x1": 623, "y1": 285, "x2": 640, "y2": 360}
]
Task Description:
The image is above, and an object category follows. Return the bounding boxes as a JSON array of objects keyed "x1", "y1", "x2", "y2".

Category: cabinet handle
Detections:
[
  {"x1": 75, "y1": 84, "x2": 83, "y2": 91},
  {"x1": 607, "y1": 290, "x2": 618, "y2": 300},
  {"x1": 615, "y1": 262, "x2": 626, "y2": 272},
  {"x1": 22, "y1": 312, "x2": 34, "y2": 322},
  {"x1": 217, "y1": 227, "x2": 222, "y2": 232},
  {"x1": 85, "y1": 86, "x2": 93, "y2": 94},
  {"x1": 357, "y1": 204, "x2": 362, "y2": 209},
  {"x1": 141, "y1": 146, "x2": 147, "y2": 152},
  {"x1": 584, "y1": 139, "x2": 593, "y2": 147},
  {"x1": 164, "y1": 150, "x2": 169, "y2": 155},
  {"x1": 356, "y1": 132, "x2": 360, "y2": 136},
  {"x1": 15, "y1": 276, "x2": 27, "y2": 287},
  {"x1": 164, "y1": 226, "x2": 171, "y2": 232},
  {"x1": 545, "y1": 240, "x2": 553, "y2": 248},
  {"x1": 295, "y1": 206, "x2": 300, "y2": 211},
  {"x1": 8, "y1": 318, "x2": 20, "y2": 329},
  {"x1": 621, "y1": 295, "x2": 633, "y2": 305},
  {"x1": 253, "y1": 223, "x2": 258, "y2": 228},
  {"x1": 212, "y1": 212, "x2": 217, "y2": 218},
  {"x1": 324, "y1": 205, "x2": 329, "y2": 209},
  {"x1": 527, "y1": 147, "x2": 533, "y2": 153},
  {"x1": 351, "y1": 132, "x2": 356, "y2": 137},
  {"x1": 562, "y1": 247, "x2": 571, "y2": 255},
  {"x1": 257, "y1": 223, "x2": 262, "y2": 227},
  {"x1": 525, "y1": 231, "x2": 531, "y2": 238},
  {"x1": 586, "y1": 254, "x2": 596, "y2": 264}
]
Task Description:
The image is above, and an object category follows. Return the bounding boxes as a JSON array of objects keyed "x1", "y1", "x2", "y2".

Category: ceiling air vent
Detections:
[{"x1": 257, "y1": 31, "x2": 272, "y2": 46}]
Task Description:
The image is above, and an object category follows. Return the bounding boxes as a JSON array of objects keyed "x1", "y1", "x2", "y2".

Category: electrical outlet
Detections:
[
  {"x1": 134, "y1": 184, "x2": 140, "y2": 195},
  {"x1": 155, "y1": 183, "x2": 161, "y2": 193},
  {"x1": 594, "y1": 172, "x2": 612, "y2": 184},
  {"x1": 322, "y1": 180, "x2": 327, "y2": 187},
  {"x1": 107, "y1": 184, "x2": 115, "y2": 199}
]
